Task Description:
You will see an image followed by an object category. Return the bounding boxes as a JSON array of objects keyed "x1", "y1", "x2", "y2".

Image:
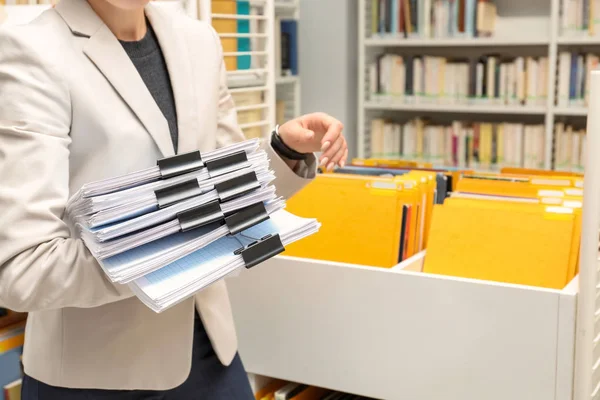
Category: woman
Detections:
[{"x1": 0, "y1": 0, "x2": 347, "y2": 398}]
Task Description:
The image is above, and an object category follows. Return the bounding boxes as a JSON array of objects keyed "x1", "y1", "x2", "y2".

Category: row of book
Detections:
[
  {"x1": 557, "y1": 51, "x2": 599, "y2": 108},
  {"x1": 211, "y1": 1, "x2": 298, "y2": 77},
  {"x1": 255, "y1": 379, "x2": 375, "y2": 400},
  {"x1": 287, "y1": 163, "x2": 583, "y2": 290},
  {"x1": 369, "y1": 54, "x2": 549, "y2": 107},
  {"x1": 555, "y1": 122, "x2": 587, "y2": 172},
  {"x1": 0, "y1": 313, "x2": 25, "y2": 400},
  {"x1": 560, "y1": 0, "x2": 600, "y2": 36},
  {"x1": 370, "y1": 0, "x2": 497, "y2": 39},
  {"x1": 212, "y1": 0, "x2": 259, "y2": 72},
  {"x1": 232, "y1": 88, "x2": 266, "y2": 139},
  {"x1": 370, "y1": 118, "x2": 546, "y2": 170}
]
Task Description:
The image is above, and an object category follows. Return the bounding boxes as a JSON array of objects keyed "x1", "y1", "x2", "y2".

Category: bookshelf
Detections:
[
  {"x1": 199, "y1": 0, "x2": 276, "y2": 140},
  {"x1": 274, "y1": 0, "x2": 300, "y2": 124},
  {"x1": 357, "y1": 0, "x2": 597, "y2": 171}
]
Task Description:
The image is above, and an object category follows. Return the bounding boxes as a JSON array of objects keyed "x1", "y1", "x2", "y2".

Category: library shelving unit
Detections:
[
  {"x1": 274, "y1": 0, "x2": 301, "y2": 123},
  {"x1": 357, "y1": 0, "x2": 600, "y2": 170},
  {"x1": 224, "y1": 71, "x2": 600, "y2": 400},
  {"x1": 199, "y1": 0, "x2": 276, "y2": 139}
]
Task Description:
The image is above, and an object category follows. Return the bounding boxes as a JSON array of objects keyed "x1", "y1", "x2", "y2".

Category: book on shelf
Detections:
[
  {"x1": 236, "y1": 0, "x2": 251, "y2": 70},
  {"x1": 276, "y1": 100, "x2": 286, "y2": 125},
  {"x1": 560, "y1": 0, "x2": 600, "y2": 36},
  {"x1": 554, "y1": 122, "x2": 586, "y2": 172},
  {"x1": 3, "y1": 379, "x2": 21, "y2": 400},
  {"x1": 231, "y1": 89, "x2": 266, "y2": 139},
  {"x1": 557, "y1": 51, "x2": 599, "y2": 107},
  {"x1": 369, "y1": 54, "x2": 548, "y2": 107},
  {"x1": 370, "y1": 0, "x2": 497, "y2": 39},
  {"x1": 212, "y1": 0, "x2": 239, "y2": 71},
  {"x1": 369, "y1": 118, "x2": 545, "y2": 170},
  {"x1": 276, "y1": 19, "x2": 298, "y2": 77}
]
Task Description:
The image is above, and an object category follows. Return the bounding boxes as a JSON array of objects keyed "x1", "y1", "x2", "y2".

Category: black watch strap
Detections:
[{"x1": 271, "y1": 126, "x2": 309, "y2": 161}]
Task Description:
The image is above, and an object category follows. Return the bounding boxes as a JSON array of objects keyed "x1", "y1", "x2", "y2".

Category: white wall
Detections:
[{"x1": 299, "y1": 0, "x2": 358, "y2": 157}]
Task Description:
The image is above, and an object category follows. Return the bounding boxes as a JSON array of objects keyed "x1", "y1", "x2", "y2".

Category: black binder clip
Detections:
[
  {"x1": 155, "y1": 179, "x2": 202, "y2": 209},
  {"x1": 204, "y1": 151, "x2": 249, "y2": 178},
  {"x1": 176, "y1": 202, "x2": 269, "y2": 234},
  {"x1": 177, "y1": 200, "x2": 224, "y2": 232},
  {"x1": 224, "y1": 202, "x2": 270, "y2": 235},
  {"x1": 157, "y1": 151, "x2": 204, "y2": 179},
  {"x1": 214, "y1": 171, "x2": 260, "y2": 202},
  {"x1": 234, "y1": 234, "x2": 285, "y2": 269}
]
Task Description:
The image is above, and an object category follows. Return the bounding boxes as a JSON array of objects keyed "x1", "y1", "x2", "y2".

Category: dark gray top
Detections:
[{"x1": 120, "y1": 22, "x2": 179, "y2": 153}]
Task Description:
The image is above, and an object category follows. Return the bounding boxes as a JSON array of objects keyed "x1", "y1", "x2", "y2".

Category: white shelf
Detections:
[
  {"x1": 275, "y1": 75, "x2": 300, "y2": 85},
  {"x1": 558, "y1": 36, "x2": 600, "y2": 45},
  {"x1": 274, "y1": 1, "x2": 298, "y2": 10},
  {"x1": 229, "y1": 85, "x2": 269, "y2": 94},
  {"x1": 364, "y1": 37, "x2": 550, "y2": 47},
  {"x1": 238, "y1": 120, "x2": 271, "y2": 129},
  {"x1": 554, "y1": 107, "x2": 588, "y2": 116},
  {"x1": 212, "y1": 13, "x2": 268, "y2": 20},
  {"x1": 218, "y1": 32, "x2": 268, "y2": 39},
  {"x1": 236, "y1": 103, "x2": 269, "y2": 112},
  {"x1": 364, "y1": 101, "x2": 547, "y2": 115}
]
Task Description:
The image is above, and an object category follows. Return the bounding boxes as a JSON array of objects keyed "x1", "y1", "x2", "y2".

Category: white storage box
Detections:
[{"x1": 226, "y1": 253, "x2": 578, "y2": 400}]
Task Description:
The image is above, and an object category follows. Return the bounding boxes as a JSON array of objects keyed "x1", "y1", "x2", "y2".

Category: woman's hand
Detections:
[{"x1": 278, "y1": 112, "x2": 348, "y2": 171}]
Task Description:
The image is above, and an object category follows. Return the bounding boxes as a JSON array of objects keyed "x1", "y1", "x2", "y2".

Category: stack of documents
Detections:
[
  {"x1": 130, "y1": 210, "x2": 320, "y2": 312},
  {"x1": 67, "y1": 139, "x2": 320, "y2": 312}
]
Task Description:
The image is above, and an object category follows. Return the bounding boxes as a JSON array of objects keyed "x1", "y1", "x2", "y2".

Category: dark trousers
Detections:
[{"x1": 21, "y1": 312, "x2": 254, "y2": 399}]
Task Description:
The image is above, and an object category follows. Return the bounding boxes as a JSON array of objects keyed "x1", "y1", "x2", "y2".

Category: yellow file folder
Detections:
[
  {"x1": 285, "y1": 174, "x2": 414, "y2": 267},
  {"x1": 423, "y1": 202, "x2": 576, "y2": 289}
]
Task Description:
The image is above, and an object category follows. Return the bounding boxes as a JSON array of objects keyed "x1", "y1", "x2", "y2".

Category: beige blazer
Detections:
[{"x1": 0, "y1": 0, "x2": 315, "y2": 390}]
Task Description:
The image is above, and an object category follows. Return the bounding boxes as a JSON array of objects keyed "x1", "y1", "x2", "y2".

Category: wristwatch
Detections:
[{"x1": 270, "y1": 125, "x2": 309, "y2": 161}]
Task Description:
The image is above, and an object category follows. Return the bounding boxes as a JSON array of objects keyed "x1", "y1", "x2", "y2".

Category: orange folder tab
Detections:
[{"x1": 423, "y1": 203, "x2": 575, "y2": 289}]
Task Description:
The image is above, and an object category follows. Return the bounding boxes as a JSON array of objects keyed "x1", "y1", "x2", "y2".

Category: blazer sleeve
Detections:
[
  {"x1": 210, "y1": 31, "x2": 317, "y2": 200},
  {"x1": 0, "y1": 30, "x2": 134, "y2": 312}
]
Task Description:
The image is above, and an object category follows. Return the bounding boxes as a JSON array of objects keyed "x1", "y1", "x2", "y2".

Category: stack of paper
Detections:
[
  {"x1": 67, "y1": 139, "x2": 320, "y2": 312},
  {"x1": 130, "y1": 210, "x2": 320, "y2": 312}
]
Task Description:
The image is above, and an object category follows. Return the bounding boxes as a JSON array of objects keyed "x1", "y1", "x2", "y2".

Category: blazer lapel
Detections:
[
  {"x1": 55, "y1": 0, "x2": 175, "y2": 158},
  {"x1": 145, "y1": 4, "x2": 200, "y2": 155}
]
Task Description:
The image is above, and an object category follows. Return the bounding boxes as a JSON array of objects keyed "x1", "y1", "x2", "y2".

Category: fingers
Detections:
[
  {"x1": 319, "y1": 118, "x2": 344, "y2": 153},
  {"x1": 320, "y1": 134, "x2": 348, "y2": 171}
]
